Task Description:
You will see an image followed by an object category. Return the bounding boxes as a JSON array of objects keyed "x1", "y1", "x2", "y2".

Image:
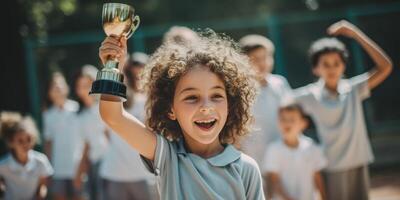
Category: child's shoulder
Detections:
[
  {"x1": 236, "y1": 152, "x2": 261, "y2": 174},
  {"x1": 65, "y1": 99, "x2": 79, "y2": 112},
  {"x1": 269, "y1": 74, "x2": 289, "y2": 86},
  {"x1": 293, "y1": 81, "x2": 323, "y2": 100},
  {"x1": 30, "y1": 150, "x2": 51, "y2": 164},
  {"x1": 300, "y1": 136, "x2": 323, "y2": 153}
]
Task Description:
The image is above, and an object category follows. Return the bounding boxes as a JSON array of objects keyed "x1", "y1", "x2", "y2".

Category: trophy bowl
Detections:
[{"x1": 89, "y1": 3, "x2": 140, "y2": 101}]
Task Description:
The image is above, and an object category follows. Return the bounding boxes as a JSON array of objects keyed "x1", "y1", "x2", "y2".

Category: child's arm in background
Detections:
[
  {"x1": 98, "y1": 36, "x2": 156, "y2": 160},
  {"x1": 314, "y1": 171, "x2": 327, "y2": 200},
  {"x1": 268, "y1": 173, "x2": 295, "y2": 200},
  {"x1": 36, "y1": 177, "x2": 49, "y2": 200},
  {"x1": 44, "y1": 141, "x2": 52, "y2": 163},
  {"x1": 328, "y1": 20, "x2": 393, "y2": 90},
  {"x1": 0, "y1": 178, "x2": 4, "y2": 198},
  {"x1": 73, "y1": 142, "x2": 89, "y2": 190}
]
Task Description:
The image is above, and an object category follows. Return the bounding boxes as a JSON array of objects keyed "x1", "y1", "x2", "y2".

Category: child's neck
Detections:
[
  {"x1": 257, "y1": 72, "x2": 270, "y2": 87},
  {"x1": 11, "y1": 150, "x2": 29, "y2": 166},
  {"x1": 283, "y1": 136, "x2": 299, "y2": 149},
  {"x1": 183, "y1": 137, "x2": 224, "y2": 158},
  {"x1": 55, "y1": 99, "x2": 66, "y2": 109},
  {"x1": 324, "y1": 81, "x2": 339, "y2": 94}
]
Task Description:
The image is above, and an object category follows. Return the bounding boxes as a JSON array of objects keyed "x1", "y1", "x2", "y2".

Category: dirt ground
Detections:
[{"x1": 370, "y1": 166, "x2": 400, "y2": 200}]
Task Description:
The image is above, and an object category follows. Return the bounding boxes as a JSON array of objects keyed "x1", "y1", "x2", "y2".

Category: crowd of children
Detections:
[{"x1": 0, "y1": 20, "x2": 393, "y2": 200}]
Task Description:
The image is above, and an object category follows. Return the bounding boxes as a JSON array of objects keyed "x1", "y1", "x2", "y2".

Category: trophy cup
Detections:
[{"x1": 89, "y1": 3, "x2": 140, "y2": 100}]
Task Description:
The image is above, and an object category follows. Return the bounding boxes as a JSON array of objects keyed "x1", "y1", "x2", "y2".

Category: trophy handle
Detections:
[{"x1": 127, "y1": 15, "x2": 140, "y2": 39}]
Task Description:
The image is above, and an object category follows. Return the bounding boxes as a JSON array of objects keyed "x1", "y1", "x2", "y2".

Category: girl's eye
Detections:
[
  {"x1": 183, "y1": 95, "x2": 198, "y2": 102},
  {"x1": 211, "y1": 94, "x2": 225, "y2": 100}
]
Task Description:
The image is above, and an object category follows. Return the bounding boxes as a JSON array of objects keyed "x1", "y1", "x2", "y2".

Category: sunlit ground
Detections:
[{"x1": 371, "y1": 167, "x2": 400, "y2": 200}]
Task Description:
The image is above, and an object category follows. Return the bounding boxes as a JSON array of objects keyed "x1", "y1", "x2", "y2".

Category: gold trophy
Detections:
[{"x1": 90, "y1": 3, "x2": 140, "y2": 100}]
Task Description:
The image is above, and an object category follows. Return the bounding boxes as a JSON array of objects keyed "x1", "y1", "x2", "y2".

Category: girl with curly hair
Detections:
[
  {"x1": 97, "y1": 31, "x2": 264, "y2": 199},
  {"x1": 0, "y1": 112, "x2": 53, "y2": 200}
]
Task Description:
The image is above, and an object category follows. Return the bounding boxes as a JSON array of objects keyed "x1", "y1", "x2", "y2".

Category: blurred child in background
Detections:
[
  {"x1": 264, "y1": 104, "x2": 327, "y2": 200},
  {"x1": 43, "y1": 72, "x2": 84, "y2": 200},
  {"x1": 294, "y1": 20, "x2": 393, "y2": 200},
  {"x1": 0, "y1": 112, "x2": 53, "y2": 200},
  {"x1": 239, "y1": 34, "x2": 292, "y2": 197}
]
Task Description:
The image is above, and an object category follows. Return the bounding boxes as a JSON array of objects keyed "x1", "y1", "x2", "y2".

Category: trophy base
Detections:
[{"x1": 89, "y1": 79, "x2": 127, "y2": 101}]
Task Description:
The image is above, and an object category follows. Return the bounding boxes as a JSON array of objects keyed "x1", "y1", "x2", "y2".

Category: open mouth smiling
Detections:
[{"x1": 194, "y1": 119, "x2": 217, "y2": 131}]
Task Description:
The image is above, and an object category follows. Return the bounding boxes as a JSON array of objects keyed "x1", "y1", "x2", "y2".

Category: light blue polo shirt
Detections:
[
  {"x1": 294, "y1": 73, "x2": 374, "y2": 172},
  {"x1": 142, "y1": 134, "x2": 265, "y2": 200}
]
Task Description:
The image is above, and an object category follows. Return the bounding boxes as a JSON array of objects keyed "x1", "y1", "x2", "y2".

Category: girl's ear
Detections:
[{"x1": 168, "y1": 108, "x2": 177, "y2": 120}]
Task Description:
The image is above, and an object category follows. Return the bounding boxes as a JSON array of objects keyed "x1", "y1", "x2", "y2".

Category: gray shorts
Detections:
[
  {"x1": 323, "y1": 165, "x2": 370, "y2": 200},
  {"x1": 51, "y1": 178, "x2": 83, "y2": 198},
  {"x1": 103, "y1": 179, "x2": 155, "y2": 200}
]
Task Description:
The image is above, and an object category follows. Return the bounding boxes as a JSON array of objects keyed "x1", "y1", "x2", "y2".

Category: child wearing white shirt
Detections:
[
  {"x1": 43, "y1": 72, "x2": 84, "y2": 200},
  {"x1": 0, "y1": 112, "x2": 53, "y2": 200},
  {"x1": 239, "y1": 35, "x2": 292, "y2": 170},
  {"x1": 265, "y1": 104, "x2": 327, "y2": 200}
]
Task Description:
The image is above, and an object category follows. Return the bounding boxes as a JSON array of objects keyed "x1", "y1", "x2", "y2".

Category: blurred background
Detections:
[{"x1": 2, "y1": 0, "x2": 400, "y2": 199}]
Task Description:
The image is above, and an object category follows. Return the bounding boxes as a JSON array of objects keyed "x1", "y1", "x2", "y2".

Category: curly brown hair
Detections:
[
  {"x1": 142, "y1": 30, "x2": 257, "y2": 144},
  {"x1": 0, "y1": 111, "x2": 39, "y2": 145}
]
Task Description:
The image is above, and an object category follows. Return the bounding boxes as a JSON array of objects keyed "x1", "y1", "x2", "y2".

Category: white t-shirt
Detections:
[
  {"x1": 241, "y1": 74, "x2": 292, "y2": 170},
  {"x1": 264, "y1": 136, "x2": 327, "y2": 200},
  {"x1": 100, "y1": 93, "x2": 153, "y2": 182},
  {"x1": 294, "y1": 73, "x2": 374, "y2": 171},
  {"x1": 43, "y1": 100, "x2": 84, "y2": 179},
  {"x1": 78, "y1": 103, "x2": 109, "y2": 163},
  {"x1": 0, "y1": 150, "x2": 54, "y2": 200}
]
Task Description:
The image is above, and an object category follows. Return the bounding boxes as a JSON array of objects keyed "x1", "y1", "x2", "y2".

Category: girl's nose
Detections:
[{"x1": 199, "y1": 99, "x2": 214, "y2": 114}]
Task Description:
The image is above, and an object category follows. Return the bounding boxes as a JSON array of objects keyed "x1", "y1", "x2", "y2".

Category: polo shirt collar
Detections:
[
  {"x1": 176, "y1": 139, "x2": 241, "y2": 167},
  {"x1": 8, "y1": 150, "x2": 36, "y2": 172},
  {"x1": 315, "y1": 78, "x2": 351, "y2": 100}
]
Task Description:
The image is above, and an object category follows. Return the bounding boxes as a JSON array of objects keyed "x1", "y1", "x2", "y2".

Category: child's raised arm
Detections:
[
  {"x1": 327, "y1": 20, "x2": 393, "y2": 90},
  {"x1": 98, "y1": 36, "x2": 156, "y2": 160}
]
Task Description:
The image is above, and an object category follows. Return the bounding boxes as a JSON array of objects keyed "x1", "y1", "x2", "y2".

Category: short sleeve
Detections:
[
  {"x1": 280, "y1": 76, "x2": 295, "y2": 104},
  {"x1": 263, "y1": 145, "x2": 280, "y2": 173},
  {"x1": 311, "y1": 145, "x2": 327, "y2": 172},
  {"x1": 349, "y1": 72, "x2": 371, "y2": 101},
  {"x1": 37, "y1": 153, "x2": 54, "y2": 177},
  {"x1": 293, "y1": 86, "x2": 314, "y2": 115},
  {"x1": 241, "y1": 156, "x2": 266, "y2": 200},
  {"x1": 42, "y1": 112, "x2": 53, "y2": 141},
  {"x1": 141, "y1": 134, "x2": 172, "y2": 176}
]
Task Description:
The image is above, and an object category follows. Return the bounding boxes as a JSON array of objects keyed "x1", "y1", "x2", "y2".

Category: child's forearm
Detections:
[
  {"x1": 353, "y1": 29, "x2": 392, "y2": 70},
  {"x1": 314, "y1": 172, "x2": 327, "y2": 200},
  {"x1": 99, "y1": 95, "x2": 157, "y2": 160},
  {"x1": 352, "y1": 28, "x2": 393, "y2": 89},
  {"x1": 268, "y1": 173, "x2": 293, "y2": 200},
  {"x1": 74, "y1": 143, "x2": 89, "y2": 187},
  {"x1": 99, "y1": 95, "x2": 125, "y2": 125},
  {"x1": 36, "y1": 178, "x2": 49, "y2": 200},
  {"x1": 44, "y1": 141, "x2": 52, "y2": 161}
]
